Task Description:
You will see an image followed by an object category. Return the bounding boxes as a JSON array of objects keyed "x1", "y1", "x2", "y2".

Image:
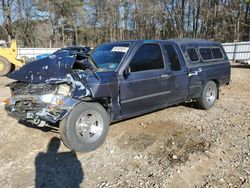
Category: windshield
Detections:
[{"x1": 91, "y1": 43, "x2": 130, "y2": 70}]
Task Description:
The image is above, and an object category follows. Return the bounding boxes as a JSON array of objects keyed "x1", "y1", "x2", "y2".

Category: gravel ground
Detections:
[{"x1": 0, "y1": 64, "x2": 249, "y2": 188}]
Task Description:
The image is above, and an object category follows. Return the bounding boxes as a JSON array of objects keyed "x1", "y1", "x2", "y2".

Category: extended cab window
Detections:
[
  {"x1": 199, "y1": 48, "x2": 213, "y2": 61},
  {"x1": 164, "y1": 44, "x2": 181, "y2": 71},
  {"x1": 211, "y1": 48, "x2": 223, "y2": 59},
  {"x1": 130, "y1": 44, "x2": 164, "y2": 72},
  {"x1": 187, "y1": 48, "x2": 199, "y2": 62}
]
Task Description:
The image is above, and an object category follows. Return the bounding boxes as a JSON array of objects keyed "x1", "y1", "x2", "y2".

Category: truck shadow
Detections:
[
  {"x1": 110, "y1": 104, "x2": 182, "y2": 125},
  {"x1": 18, "y1": 120, "x2": 59, "y2": 133},
  {"x1": 35, "y1": 137, "x2": 84, "y2": 188},
  {"x1": 231, "y1": 64, "x2": 250, "y2": 69},
  {"x1": 181, "y1": 101, "x2": 199, "y2": 109}
]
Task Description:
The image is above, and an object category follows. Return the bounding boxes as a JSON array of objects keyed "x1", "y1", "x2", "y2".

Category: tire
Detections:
[
  {"x1": 0, "y1": 56, "x2": 11, "y2": 76},
  {"x1": 59, "y1": 102, "x2": 110, "y2": 152},
  {"x1": 196, "y1": 81, "x2": 218, "y2": 110}
]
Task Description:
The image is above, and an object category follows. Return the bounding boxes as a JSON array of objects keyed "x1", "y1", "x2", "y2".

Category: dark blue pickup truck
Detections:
[{"x1": 4, "y1": 39, "x2": 231, "y2": 152}]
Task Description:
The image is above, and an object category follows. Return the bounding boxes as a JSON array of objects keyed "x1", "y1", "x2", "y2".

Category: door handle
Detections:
[
  {"x1": 188, "y1": 68, "x2": 202, "y2": 77},
  {"x1": 161, "y1": 74, "x2": 170, "y2": 79}
]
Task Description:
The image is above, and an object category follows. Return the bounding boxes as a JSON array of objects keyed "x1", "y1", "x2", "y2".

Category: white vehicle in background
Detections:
[
  {"x1": 244, "y1": 59, "x2": 250, "y2": 65},
  {"x1": 0, "y1": 40, "x2": 7, "y2": 47}
]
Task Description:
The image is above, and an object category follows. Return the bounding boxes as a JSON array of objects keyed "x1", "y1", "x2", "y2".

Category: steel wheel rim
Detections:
[
  {"x1": 75, "y1": 110, "x2": 104, "y2": 143},
  {"x1": 206, "y1": 86, "x2": 216, "y2": 106}
]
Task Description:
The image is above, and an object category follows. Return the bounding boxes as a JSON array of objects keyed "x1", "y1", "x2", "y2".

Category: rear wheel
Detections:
[
  {"x1": 0, "y1": 56, "x2": 11, "y2": 76},
  {"x1": 59, "y1": 102, "x2": 110, "y2": 152},
  {"x1": 196, "y1": 81, "x2": 218, "y2": 110}
]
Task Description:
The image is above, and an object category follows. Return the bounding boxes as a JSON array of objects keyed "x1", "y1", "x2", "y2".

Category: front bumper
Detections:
[{"x1": 4, "y1": 94, "x2": 80, "y2": 123}]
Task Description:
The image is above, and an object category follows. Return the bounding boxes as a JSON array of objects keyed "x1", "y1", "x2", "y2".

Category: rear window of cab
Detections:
[
  {"x1": 187, "y1": 47, "x2": 224, "y2": 63},
  {"x1": 187, "y1": 48, "x2": 199, "y2": 62}
]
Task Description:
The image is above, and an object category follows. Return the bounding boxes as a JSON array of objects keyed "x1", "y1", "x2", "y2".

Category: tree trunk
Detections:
[{"x1": 1, "y1": 0, "x2": 15, "y2": 41}]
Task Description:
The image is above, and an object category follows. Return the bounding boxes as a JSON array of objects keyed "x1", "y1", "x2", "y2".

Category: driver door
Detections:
[{"x1": 119, "y1": 43, "x2": 168, "y2": 117}]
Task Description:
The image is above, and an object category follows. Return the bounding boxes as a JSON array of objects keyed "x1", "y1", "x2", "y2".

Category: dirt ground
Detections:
[{"x1": 0, "y1": 64, "x2": 249, "y2": 188}]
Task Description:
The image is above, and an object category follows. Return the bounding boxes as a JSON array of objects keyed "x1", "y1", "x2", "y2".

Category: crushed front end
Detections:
[
  {"x1": 3, "y1": 50, "x2": 102, "y2": 126},
  {"x1": 4, "y1": 82, "x2": 80, "y2": 124}
]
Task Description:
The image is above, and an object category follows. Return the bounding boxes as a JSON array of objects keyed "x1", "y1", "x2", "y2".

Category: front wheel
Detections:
[
  {"x1": 196, "y1": 81, "x2": 218, "y2": 110},
  {"x1": 60, "y1": 102, "x2": 110, "y2": 152}
]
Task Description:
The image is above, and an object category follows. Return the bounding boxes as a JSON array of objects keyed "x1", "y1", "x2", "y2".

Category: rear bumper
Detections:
[{"x1": 5, "y1": 94, "x2": 80, "y2": 123}]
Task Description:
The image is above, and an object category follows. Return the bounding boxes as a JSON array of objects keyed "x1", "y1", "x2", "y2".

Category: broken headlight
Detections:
[{"x1": 57, "y1": 84, "x2": 71, "y2": 96}]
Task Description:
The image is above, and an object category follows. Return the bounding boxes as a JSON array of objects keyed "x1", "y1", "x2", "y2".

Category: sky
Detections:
[{"x1": 0, "y1": 10, "x2": 3, "y2": 24}]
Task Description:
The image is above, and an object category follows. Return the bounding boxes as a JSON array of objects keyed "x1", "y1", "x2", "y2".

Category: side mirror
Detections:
[{"x1": 123, "y1": 67, "x2": 131, "y2": 78}]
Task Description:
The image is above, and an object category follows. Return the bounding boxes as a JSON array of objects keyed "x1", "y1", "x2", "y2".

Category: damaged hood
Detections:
[{"x1": 8, "y1": 51, "x2": 76, "y2": 84}]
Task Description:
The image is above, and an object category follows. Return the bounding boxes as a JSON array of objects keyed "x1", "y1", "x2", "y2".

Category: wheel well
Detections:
[
  {"x1": 81, "y1": 97, "x2": 111, "y2": 114},
  {"x1": 211, "y1": 79, "x2": 220, "y2": 99}
]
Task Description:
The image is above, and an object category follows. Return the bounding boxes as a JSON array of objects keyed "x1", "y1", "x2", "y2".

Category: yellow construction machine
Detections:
[{"x1": 0, "y1": 40, "x2": 26, "y2": 76}]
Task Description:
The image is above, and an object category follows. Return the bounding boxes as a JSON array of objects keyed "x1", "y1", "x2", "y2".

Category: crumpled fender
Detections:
[{"x1": 8, "y1": 51, "x2": 76, "y2": 84}]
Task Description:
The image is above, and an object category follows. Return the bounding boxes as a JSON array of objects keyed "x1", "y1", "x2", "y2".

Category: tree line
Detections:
[{"x1": 1, "y1": 0, "x2": 250, "y2": 48}]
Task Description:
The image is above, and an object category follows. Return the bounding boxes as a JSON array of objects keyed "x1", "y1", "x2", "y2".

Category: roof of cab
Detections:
[
  {"x1": 102, "y1": 38, "x2": 221, "y2": 46},
  {"x1": 168, "y1": 38, "x2": 221, "y2": 46}
]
